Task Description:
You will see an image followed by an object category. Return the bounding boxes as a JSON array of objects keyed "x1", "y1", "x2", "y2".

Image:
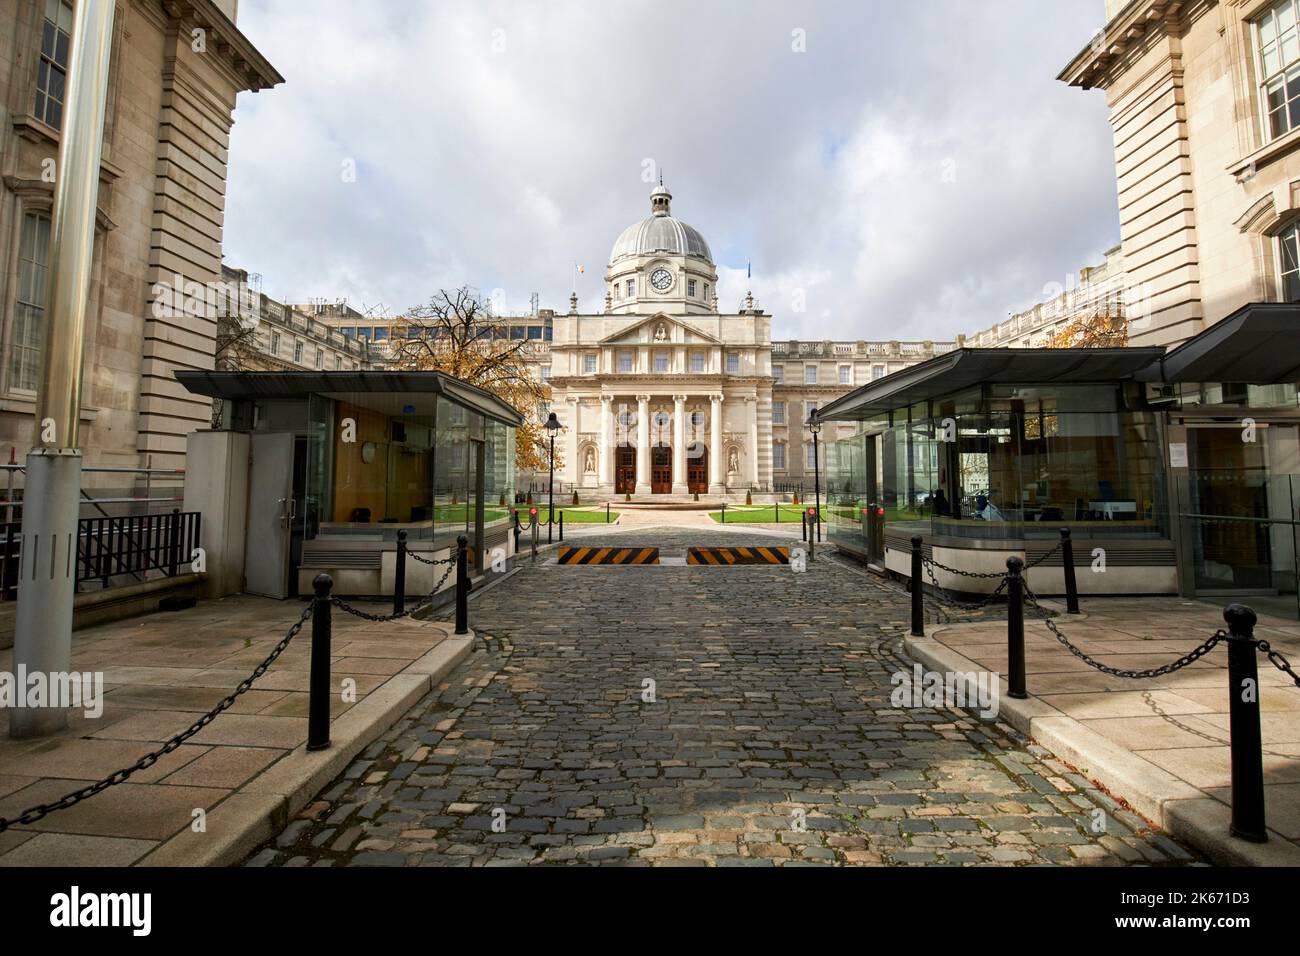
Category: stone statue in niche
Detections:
[
  {"x1": 728, "y1": 448, "x2": 739, "y2": 474},
  {"x1": 584, "y1": 447, "x2": 596, "y2": 474},
  {"x1": 654, "y1": 323, "x2": 668, "y2": 341}
]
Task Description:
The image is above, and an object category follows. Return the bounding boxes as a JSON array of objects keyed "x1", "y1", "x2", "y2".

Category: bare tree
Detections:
[{"x1": 389, "y1": 288, "x2": 555, "y2": 473}]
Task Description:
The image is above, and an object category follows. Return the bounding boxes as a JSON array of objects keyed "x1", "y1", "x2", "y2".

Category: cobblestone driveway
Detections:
[{"x1": 252, "y1": 530, "x2": 1200, "y2": 867}]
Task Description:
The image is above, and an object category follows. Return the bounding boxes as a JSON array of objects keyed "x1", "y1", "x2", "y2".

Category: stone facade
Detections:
[
  {"x1": 0, "y1": 0, "x2": 279, "y2": 479},
  {"x1": 1059, "y1": 0, "x2": 1300, "y2": 346},
  {"x1": 542, "y1": 185, "x2": 955, "y2": 496},
  {"x1": 219, "y1": 266, "x2": 377, "y2": 373},
  {"x1": 967, "y1": 245, "x2": 1126, "y2": 348}
]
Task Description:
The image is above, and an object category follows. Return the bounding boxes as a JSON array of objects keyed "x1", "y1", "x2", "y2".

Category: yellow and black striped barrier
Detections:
[
  {"x1": 556, "y1": 546, "x2": 660, "y2": 565},
  {"x1": 687, "y1": 546, "x2": 790, "y2": 565}
]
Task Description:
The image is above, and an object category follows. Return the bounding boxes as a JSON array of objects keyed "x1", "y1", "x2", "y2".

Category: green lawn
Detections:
[
  {"x1": 513, "y1": 506, "x2": 619, "y2": 524},
  {"x1": 708, "y1": 505, "x2": 820, "y2": 524}
]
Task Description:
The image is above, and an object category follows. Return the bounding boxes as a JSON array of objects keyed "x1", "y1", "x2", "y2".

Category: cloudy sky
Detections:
[{"x1": 223, "y1": 0, "x2": 1118, "y2": 342}]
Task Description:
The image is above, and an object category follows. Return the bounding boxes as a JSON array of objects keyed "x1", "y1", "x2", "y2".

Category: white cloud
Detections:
[{"x1": 224, "y1": 0, "x2": 1118, "y2": 340}]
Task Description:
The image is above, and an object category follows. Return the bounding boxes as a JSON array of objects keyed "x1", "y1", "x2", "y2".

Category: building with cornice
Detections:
[
  {"x1": 543, "y1": 184, "x2": 955, "y2": 497},
  {"x1": 0, "y1": 0, "x2": 280, "y2": 481}
]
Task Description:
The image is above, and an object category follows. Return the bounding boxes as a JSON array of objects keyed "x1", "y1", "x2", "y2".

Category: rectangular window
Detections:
[
  {"x1": 9, "y1": 212, "x2": 52, "y2": 391},
  {"x1": 33, "y1": 0, "x2": 73, "y2": 130},
  {"x1": 618, "y1": 350, "x2": 634, "y2": 373},
  {"x1": 687, "y1": 279, "x2": 697, "y2": 297},
  {"x1": 654, "y1": 351, "x2": 669, "y2": 373},
  {"x1": 804, "y1": 365, "x2": 818, "y2": 385},
  {"x1": 772, "y1": 366, "x2": 784, "y2": 384},
  {"x1": 583, "y1": 353, "x2": 597, "y2": 374},
  {"x1": 703, "y1": 283, "x2": 709, "y2": 302},
  {"x1": 839, "y1": 365, "x2": 852, "y2": 385},
  {"x1": 690, "y1": 351, "x2": 705, "y2": 373},
  {"x1": 510, "y1": 326, "x2": 525, "y2": 339},
  {"x1": 527, "y1": 326, "x2": 542, "y2": 339},
  {"x1": 1281, "y1": 221, "x2": 1300, "y2": 301},
  {"x1": 805, "y1": 401, "x2": 818, "y2": 422},
  {"x1": 806, "y1": 443, "x2": 818, "y2": 469},
  {"x1": 626, "y1": 279, "x2": 636, "y2": 297},
  {"x1": 772, "y1": 444, "x2": 786, "y2": 470},
  {"x1": 371, "y1": 328, "x2": 389, "y2": 341},
  {"x1": 1257, "y1": 0, "x2": 1300, "y2": 140},
  {"x1": 872, "y1": 365, "x2": 886, "y2": 380},
  {"x1": 294, "y1": 340, "x2": 304, "y2": 363},
  {"x1": 726, "y1": 353, "x2": 740, "y2": 374},
  {"x1": 270, "y1": 332, "x2": 281, "y2": 357},
  {"x1": 315, "y1": 347, "x2": 323, "y2": 369},
  {"x1": 540, "y1": 366, "x2": 551, "y2": 382},
  {"x1": 772, "y1": 401, "x2": 785, "y2": 425}
]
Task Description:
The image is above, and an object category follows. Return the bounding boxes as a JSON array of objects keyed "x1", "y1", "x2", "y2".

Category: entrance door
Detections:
[
  {"x1": 652, "y1": 445, "x2": 672, "y2": 494},
  {"x1": 1187, "y1": 426, "x2": 1272, "y2": 590},
  {"x1": 246, "y1": 432, "x2": 295, "y2": 598},
  {"x1": 615, "y1": 445, "x2": 636, "y2": 494},
  {"x1": 687, "y1": 442, "x2": 708, "y2": 494}
]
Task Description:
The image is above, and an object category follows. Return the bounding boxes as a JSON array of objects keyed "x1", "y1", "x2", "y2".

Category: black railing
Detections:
[{"x1": 0, "y1": 509, "x2": 201, "y2": 599}]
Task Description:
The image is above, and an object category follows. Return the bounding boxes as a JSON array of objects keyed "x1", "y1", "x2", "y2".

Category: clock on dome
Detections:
[{"x1": 650, "y1": 268, "x2": 673, "y2": 292}]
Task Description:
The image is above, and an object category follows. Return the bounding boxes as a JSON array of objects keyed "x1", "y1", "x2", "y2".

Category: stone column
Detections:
[
  {"x1": 635, "y1": 394, "x2": 651, "y2": 496},
  {"x1": 599, "y1": 395, "x2": 613, "y2": 488},
  {"x1": 747, "y1": 395, "x2": 760, "y2": 489},
  {"x1": 671, "y1": 395, "x2": 688, "y2": 494},
  {"x1": 709, "y1": 394, "x2": 724, "y2": 495},
  {"x1": 565, "y1": 396, "x2": 579, "y2": 492}
]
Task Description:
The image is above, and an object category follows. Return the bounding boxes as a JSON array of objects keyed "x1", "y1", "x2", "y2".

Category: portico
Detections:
[{"x1": 544, "y1": 184, "x2": 773, "y2": 497}]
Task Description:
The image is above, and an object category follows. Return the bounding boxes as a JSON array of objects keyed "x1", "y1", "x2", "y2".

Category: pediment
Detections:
[{"x1": 599, "y1": 313, "x2": 722, "y2": 346}]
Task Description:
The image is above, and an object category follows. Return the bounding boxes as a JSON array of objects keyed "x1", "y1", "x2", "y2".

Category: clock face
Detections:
[{"x1": 650, "y1": 268, "x2": 673, "y2": 292}]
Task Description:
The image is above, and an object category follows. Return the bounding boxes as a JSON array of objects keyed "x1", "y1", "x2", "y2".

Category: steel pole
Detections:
[{"x1": 11, "y1": 0, "x2": 116, "y2": 739}]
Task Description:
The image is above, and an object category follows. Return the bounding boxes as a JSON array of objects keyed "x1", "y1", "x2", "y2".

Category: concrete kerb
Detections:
[
  {"x1": 899, "y1": 627, "x2": 1300, "y2": 867},
  {"x1": 138, "y1": 631, "x2": 474, "y2": 867}
]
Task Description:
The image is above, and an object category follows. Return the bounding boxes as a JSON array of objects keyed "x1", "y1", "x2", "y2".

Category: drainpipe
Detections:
[{"x1": 10, "y1": 0, "x2": 116, "y2": 738}]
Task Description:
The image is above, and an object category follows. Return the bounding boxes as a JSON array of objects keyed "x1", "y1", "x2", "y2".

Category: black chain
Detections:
[
  {"x1": 0, "y1": 600, "x2": 316, "y2": 834},
  {"x1": 922, "y1": 556, "x2": 1009, "y2": 611},
  {"x1": 407, "y1": 549, "x2": 457, "y2": 568},
  {"x1": 1024, "y1": 540, "x2": 1064, "y2": 569},
  {"x1": 1255, "y1": 639, "x2": 1300, "y2": 689},
  {"x1": 1022, "y1": 584, "x2": 1224, "y2": 679},
  {"x1": 331, "y1": 556, "x2": 457, "y2": 622}
]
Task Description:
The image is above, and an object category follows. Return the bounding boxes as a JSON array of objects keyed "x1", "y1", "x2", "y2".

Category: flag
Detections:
[{"x1": 747, "y1": 260, "x2": 752, "y2": 280}]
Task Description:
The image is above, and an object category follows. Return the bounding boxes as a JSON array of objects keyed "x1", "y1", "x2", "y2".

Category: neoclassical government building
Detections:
[{"x1": 539, "y1": 184, "x2": 956, "y2": 496}]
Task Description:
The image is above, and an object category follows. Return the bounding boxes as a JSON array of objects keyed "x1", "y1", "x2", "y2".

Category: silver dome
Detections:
[{"x1": 610, "y1": 215, "x2": 713, "y2": 265}]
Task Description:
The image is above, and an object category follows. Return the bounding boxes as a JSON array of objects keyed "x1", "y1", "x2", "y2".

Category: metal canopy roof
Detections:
[
  {"x1": 816, "y1": 347, "x2": 1166, "y2": 422},
  {"x1": 1135, "y1": 303, "x2": 1300, "y2": 385},
  {"x1": 175, "y1": 370, "x2": 524, "y2": 427}
]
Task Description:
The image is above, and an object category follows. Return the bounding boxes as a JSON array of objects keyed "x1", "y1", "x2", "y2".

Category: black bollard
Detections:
[
  {"x1": 1224, "y1": 604, "x2": 1266, "y2": 842},
  {"x1": 774, "y1": 501, "x2": 779, "y2": 524},
  {"x1": 910, "y1": 536, "x2": 924, "y2": 637},
  {"x1": 801, "y1": 511, "x2": 807, "y2": 542},
  {"x1": 559, "y1": 511, "x2": 564, "y2": 542},
  {"x1": 308, "y1": 574, "x2": 333, "y2": 751},
  {"x1": 721, "y1": 502, "x2": 727, "y2": 524},
  {"x1": 807, "y1": 509, "x2": 816, "y2": 563},
  {"x1": 393, "y1": 529, "x2": 407, "y2": 616},
  {"x1": 455, "y1": 534, "x2": 470, "y2": 635},
  {"x1": 1006, "y1": 557, "x2": 1026, "y2": 699},
  {"x1": 1060, "y1": 527, "x2": 1079, "y2": 614},
  {"x1": 606, "y1": 502, "x2": 611, "y2": 524},
  {"x1": 513, "y1": 510, "x2": 521, "y2": 552}
]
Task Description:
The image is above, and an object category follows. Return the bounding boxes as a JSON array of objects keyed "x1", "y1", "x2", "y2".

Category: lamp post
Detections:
[
  {"x1": 11, "y1": 0, "x2": 116, "y2": 738},
  {"x1": 545, "y1": 411, "x2": 560, "y2": 543},
  {"x1": 806, "y1": 411, "x2": 822, "y2": 544}
]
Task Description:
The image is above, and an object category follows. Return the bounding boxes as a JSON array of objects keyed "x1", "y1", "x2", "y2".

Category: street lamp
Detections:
[
  {"x1": 545, "y1": 411, "x2": 561, "y2": 543},
  {"x1": 806, "y1": 410, "x2": 822, "y2": 544}
]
